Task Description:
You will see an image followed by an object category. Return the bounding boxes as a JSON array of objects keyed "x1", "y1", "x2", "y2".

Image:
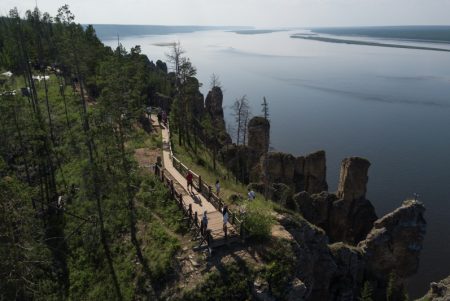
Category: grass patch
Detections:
[
  {"x1": 137, "y1": 175, "x2": 187, "y2": 234},
  {"x1": 143, "y1": 221, "x2": 181, "y2": 282},
  {"x1": 243, "y1": 198, "x2": 275, "y2": 241}
]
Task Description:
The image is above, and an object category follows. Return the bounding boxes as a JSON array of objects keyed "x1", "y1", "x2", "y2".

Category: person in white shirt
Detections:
[
  {"x1": 215, "y1": 180, "x2": 220, "y2": 196},
  {"x1": 247, "y1": 189, "x2": 256, "y2": 200}
]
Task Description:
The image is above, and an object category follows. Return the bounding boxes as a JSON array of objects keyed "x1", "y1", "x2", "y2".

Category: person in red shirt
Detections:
[{"x1": 186, "y1": 170, "x2": 194, "y2": 192}]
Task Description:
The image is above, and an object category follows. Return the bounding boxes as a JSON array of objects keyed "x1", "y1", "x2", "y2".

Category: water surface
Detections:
[{"x1": 101, "y1": 27, "x2": 450, "y2": 297}]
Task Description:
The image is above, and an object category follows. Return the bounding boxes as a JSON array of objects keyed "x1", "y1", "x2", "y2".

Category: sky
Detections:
[{"x1": 1, "y1": 0, "x2": 450, "y2": 27}]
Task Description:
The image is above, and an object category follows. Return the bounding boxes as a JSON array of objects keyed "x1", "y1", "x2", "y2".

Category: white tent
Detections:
[
  {"x1": 1, "y1": 71, "x2": 13, "y2": 77},
  {"x1": 32, "y1": 75, "x2": 50, "y2": 82}
]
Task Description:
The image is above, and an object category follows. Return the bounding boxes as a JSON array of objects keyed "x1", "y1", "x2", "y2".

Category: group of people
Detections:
[
  {"x1": 186, "y1": 169, "x2": 257, "y2": 239},
  {"x1": 200, "y1": 205, "x2": 229, "y2": 239}
]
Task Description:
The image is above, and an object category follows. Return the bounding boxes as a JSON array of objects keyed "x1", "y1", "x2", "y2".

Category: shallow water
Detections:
[{"x1": 102, "y1": 29, "x2": 450, "y2": 297}]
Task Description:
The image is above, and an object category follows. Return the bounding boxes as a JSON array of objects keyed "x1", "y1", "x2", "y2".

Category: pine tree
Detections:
[{"x1": 360, "y1": 281, "x2": 374, "y2": 301}]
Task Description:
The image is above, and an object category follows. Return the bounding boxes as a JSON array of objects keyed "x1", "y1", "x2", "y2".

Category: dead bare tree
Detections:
[
  {"x1": 232, "y1": 95, "x2": 250, "y2": 145},
  {"x1": 210, "y1": 73, "x2": 222, "y2": 89}
]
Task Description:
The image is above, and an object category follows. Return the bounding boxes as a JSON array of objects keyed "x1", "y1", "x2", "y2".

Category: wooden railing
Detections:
[
  {"x1": 154, "y1": 163, "x2": 212, "y2": 248},
  {"x1": 160, "y1": 111, "x2": 246, "y2": 239}
]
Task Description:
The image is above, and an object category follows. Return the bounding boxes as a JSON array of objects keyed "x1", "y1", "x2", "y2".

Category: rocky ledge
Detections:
[{"x1": 419, "y1": 275, "x2": 450, "y2": 300}]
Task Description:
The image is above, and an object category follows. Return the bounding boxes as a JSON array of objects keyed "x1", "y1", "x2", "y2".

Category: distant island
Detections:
[
  {"x1": 90, "y1": 24, "x2": 252, "y2": 40},
  {"x1": 232, "y1": 29, "x2": 287, "y2": 35},
  {"x1": 311, "y1": 25, "x2": 450, "y2": 43},
  {"x1": 291, "y1": 34, "x2": 450, "y2": 52}
]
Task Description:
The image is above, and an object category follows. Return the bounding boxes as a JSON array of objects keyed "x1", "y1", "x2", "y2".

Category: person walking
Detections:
[
  {"x1": 222, "y1": 205, "x2": 229, "y2": 239},
  {"x1": 186, "y1": 170, "x2": 194, "y2": 192},
  {"x1": 162, "y1": 110, "x2": 167, "y2": 126},
  {"x1": 157, "y1": 110, "x2": 162, "y2": 125},
  {"x1": 215, "y1": 179, "x2": 220, "y2": 196},
  {"x1": 201, "y1": 211, "x2": 208, "y2": 236}
]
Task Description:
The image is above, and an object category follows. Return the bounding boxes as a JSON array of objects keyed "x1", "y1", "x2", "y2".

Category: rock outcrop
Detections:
[
  {"x1": 293, "y1": 157, "x2": 376, "y2": 244},
  {"x1": 293, "y1": 191, "x2": 376, "y2": 244},
  {"x1": 328, "y1": 242, "x2": 365, "y2": 300},
  {"x1": 337, "y1": 157, "x2": 370, "y2": 201},
  {"x1": 247, "y1": 182, "x2": 292, "y2": 206},
  {"x1": 328, "y1": 195, "x2": 377, "y2": 244},
  {"x1": 358, "y1": 199, "x2": 427, "y2": 280},
  {"x1": 221, "y1": 144, "x2": 257, "y2": 184},
  {"x1": 248, "y1": 116, "x2": 270, "y2": 154},
  {"x1": 276, "y1": 214, "x2": 337, "y2": 300},
  {"x1": 263, "y1": 152, "x2": 296, "y2": 186},
  {"x1": 205, "y1": 86, "x2": 231, "y2": 145},
  {"x1": 205, "y1": 86, "x2": 225, "y2": 128},
  {"x1": 303, "y1": 151, "x2": 328, "y2": 194},
  {"x1": 277, "y1": 214, "x2": 364, "y2": 300},
  {"x1": 275, "y1": 198, "x2": 426, "y2": 301},
  {"x1": 250, "y1": 150, "x2": 328, "y2": 197},
  {"x1": 419, "y1": 275, "x2": 450, "y2": 301}
]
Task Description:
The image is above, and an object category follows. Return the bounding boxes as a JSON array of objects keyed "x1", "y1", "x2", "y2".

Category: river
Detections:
[{"x1": 101, "y1": 28, "x2": 450, "y2": 297}]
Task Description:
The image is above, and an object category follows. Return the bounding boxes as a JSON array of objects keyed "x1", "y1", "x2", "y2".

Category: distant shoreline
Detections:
[
  {"x1": 291, "y1": 34, "x2": 450, "y2": 52},
  {"x1": 231, "y1": 29, "x2": 287, "y2": 35}
]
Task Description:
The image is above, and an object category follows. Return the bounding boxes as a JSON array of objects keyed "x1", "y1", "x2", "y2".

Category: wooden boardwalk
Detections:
[{"x1": 154, "y1": 116, "x2": 238, "y2": 248}]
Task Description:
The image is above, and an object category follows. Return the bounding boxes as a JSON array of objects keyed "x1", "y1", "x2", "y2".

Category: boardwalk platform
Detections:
[{"x1": 154, "y1": 116, "x2": 238, "y2": 248}]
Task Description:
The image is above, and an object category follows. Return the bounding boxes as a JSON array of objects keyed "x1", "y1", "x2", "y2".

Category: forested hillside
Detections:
[
  {"x1": 0, "y1": 6, "x2": 186, "y2": 300},
  {"x1": 1, "y1": 5, "x2": 430, "y2": 301}
]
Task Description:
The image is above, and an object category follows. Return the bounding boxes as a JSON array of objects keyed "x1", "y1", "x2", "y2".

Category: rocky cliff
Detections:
[
  {"x1": 248, "y1": 150, "x2": 328, "y2": 198},
  {"x1": 293, "y1": 157, "x2": 377, "y2": 244},
  {"x1": 358, "y1": 199, "x2": 426, "y2": 280},
  {"x1": 205, "y1": 86, "x2": 231, "y2": 145},
  {"x1": 248, "y1": 116, "x2": 270, "y2": 154},
  {"x1": 337, "y1": 157, "x2": 370, "y2": 202},
  {"x1": 274, "y1": 198, "x2": 426, "y2": 301},
  {"x1": 419, "y1": 275, "x2": 450, "y2": 301}
]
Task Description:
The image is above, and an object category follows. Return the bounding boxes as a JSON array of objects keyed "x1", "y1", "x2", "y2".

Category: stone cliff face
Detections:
[
  {"x1": 205, "y1": 86, "x2": 226, "y2": 128},
  {"x1": 358, "y1": 199, "x2": 426, "y2": 280},
  {"x1": 277, "y1": 213, "x2": 365, "y2": 300},
  {"x1": 262, "y1": 152, "x2": 296, "y2": 186},
  {"x1": 221, "y1": 116, "x2": 270, "y2": 184},
  {"x1": 248, "y1": 116, "x2": 270, "y2": 154},
  {"x1": 251, "y1": 150, "x2": 328, "y2": 195},
  {"x1": 302, "y1": 151, "x2": 328, "y2": 194},
  {"x1": 276, "y1": 198, "x2": 426, "y2": 301},
  {"x1": 294, "y1": 157, "x2": 377, "y2": 244},
  {"x1": 337, "y1": 157, "x2": 370, "y2": 201},
  {"x1": 204, "y1": 86, "x2": 231, "y2": 145}
]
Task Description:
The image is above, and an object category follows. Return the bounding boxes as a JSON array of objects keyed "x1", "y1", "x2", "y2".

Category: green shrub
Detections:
[
  {"x1": 243, "y1": 199, "x2": 274, "y2": 241},
  {"x1": 260, "y1": 239, "x2": 296, "y2": 299}
]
